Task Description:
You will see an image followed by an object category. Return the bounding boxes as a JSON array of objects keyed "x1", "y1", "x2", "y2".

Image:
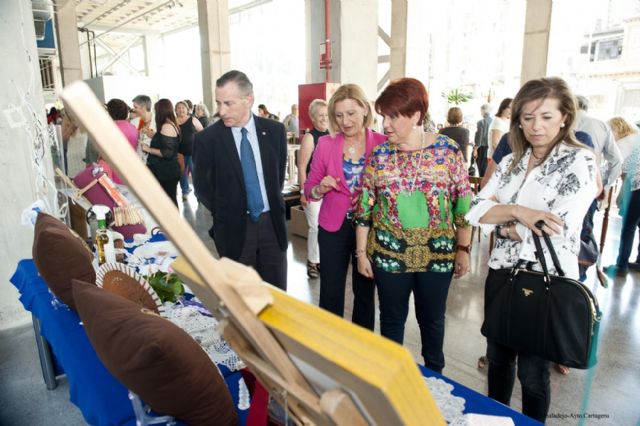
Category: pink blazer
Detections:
[{"x1": 304, "y1": 129, "x2": 386, "y2": 232}]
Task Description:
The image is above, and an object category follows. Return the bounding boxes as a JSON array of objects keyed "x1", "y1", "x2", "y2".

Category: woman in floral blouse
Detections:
[
  {"x1": 354, "y1": 78, "x2": 472, "y2": 373},
  {"x1": 465, "y1": 77, "x2": 599, "y2": 422}
]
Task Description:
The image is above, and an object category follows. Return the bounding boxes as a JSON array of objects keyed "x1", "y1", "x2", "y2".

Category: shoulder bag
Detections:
[{"x1": 481, "y1": 221, "x2": 601, "y2": 369}]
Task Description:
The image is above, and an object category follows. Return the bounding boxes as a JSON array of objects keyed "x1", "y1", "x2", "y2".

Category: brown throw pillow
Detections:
[
  {"x1": 32, "y1": 212, "x2": 96, "y2": 310},
  {"x1": 100, "y1": 269, "x2": 160, "y2": 314},
  {"x1": 71, "y1": 279, "x2": 238, "y2": 426}
]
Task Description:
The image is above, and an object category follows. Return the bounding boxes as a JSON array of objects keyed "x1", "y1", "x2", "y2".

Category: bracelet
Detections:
[
  {"x1": 311, "y1": 185, "x2": 323, "y2": 199},
  {"x1": 456, "y1": 244, "x2": 471, "y2": 254},
  {"x1": 505, "y1": 224, "x2": 511, "y2": 239},
  {"x1": 355, "y1": 249, "x2": 366, "y2": 258}
]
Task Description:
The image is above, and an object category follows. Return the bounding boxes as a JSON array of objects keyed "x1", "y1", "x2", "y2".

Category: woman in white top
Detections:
[
  {"x1": 604, "y1": 117, "x2": 640, "y2": 275},
  {"x1": 466, "y1": 77, "x2": 599, "y2": 422},
  {"x1": 487, "y1": 97, "x2": 512, "y2": 159},
  {"x1": 298, "y1": 99, "x2": 330, "y2": 278}
]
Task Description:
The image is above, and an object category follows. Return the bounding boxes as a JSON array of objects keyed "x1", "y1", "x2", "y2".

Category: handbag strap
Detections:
[{"x1": 532, "y1": 220, "x2": 566, "y2": 277}]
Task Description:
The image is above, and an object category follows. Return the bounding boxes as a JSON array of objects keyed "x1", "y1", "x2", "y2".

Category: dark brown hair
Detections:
[
  {"x1": 154, "y1": 99, "x2": 178, "y2": 133},
  {"x1": 496, "y1": 98, "x2": 513, "y2": 118},
  {"x1": 107, "y1": 99, "x2": 130, "y2": 121},
  {"x1": 508, "y1": 77, "x2": 583, "y2": 171},
  {"x1": 375, "y1": 78, "x2": 429, "y2": 125}
]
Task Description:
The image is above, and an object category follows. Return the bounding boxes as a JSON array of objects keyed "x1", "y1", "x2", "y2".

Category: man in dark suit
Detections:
[{"x1": 193, "y1": 70, "x2": 288, "y2": 290}]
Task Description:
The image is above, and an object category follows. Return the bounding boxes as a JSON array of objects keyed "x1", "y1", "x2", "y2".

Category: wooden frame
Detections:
[{"x1": 61, "y1": 82, "x2": 444, "y2": 425}]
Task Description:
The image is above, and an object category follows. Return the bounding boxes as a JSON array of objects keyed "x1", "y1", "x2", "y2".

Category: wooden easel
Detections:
[{"x1": 62, "y1": 82, "x2": 444, "y2": 425}]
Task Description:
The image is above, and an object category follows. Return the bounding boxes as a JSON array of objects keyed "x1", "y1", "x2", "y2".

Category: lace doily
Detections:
[
  {"x1": 424, "y1": 376, "x2": 466, "y2": 423},
  {"x1": 163, "y1": 305, "x2": 245, "y2": 373}
]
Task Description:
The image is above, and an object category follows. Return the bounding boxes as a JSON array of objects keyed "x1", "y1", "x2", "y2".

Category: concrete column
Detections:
[
  {"x1": 1, "y1": 1, "x2": 56, "y2": 328},
  {"x1": 54, "y1": 0, "x2": 83, "y2": 85},
  {"x1": 142, "y1": 35, "x2": 162, "y2": 79},
  {"x1": 197, "y1": 0, "x2": 231, "y2": 113},
  {"x1": 389, "y1": 0, "x2": 407, "y2": 81},
  {"x1": 520, "y1": 0, "x2": 552, "y2": 84},
  {"x1": 306, "y1": 0, "x2": 378, "y2": 101}
]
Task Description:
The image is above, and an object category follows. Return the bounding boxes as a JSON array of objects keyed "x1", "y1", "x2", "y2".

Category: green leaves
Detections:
[
  {"x1": 441, "y1": 89, "x2": 473, "y2": 105},
  {"x1": 146, "y1": 271, "x2": 185, "y2": 303}
]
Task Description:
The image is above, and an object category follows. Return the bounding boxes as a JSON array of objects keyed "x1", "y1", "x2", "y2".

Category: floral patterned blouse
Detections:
[
  {"x1": 353, "y1": 135, "x2": 472, "y2": 273},
  {"x1": 343, "y1": 155, "x2": 366, "y2": 201},
  {"x1": 465, "y1": 143, "x2": 598, "y2": 279}
]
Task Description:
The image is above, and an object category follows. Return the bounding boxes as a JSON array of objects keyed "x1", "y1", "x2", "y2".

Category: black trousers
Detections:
[
  {"x1": 158, "y1": 178, "x2": 179, "y2": 207},
  {"x1": 476, "y1": 146, "x2": 488, "y2": 177},
  {"x1": 238, "y1": 213, "x2": 287, "y2": 291},
  {"x1": 318, "y1": 218, "x2": 375, "y2": 330},
  {"x1": 487, "y1": 340, "x2": 550, "y2": 422},
  {"x1": 373, "y1": 266, "x2": 453, "y2": 373}
]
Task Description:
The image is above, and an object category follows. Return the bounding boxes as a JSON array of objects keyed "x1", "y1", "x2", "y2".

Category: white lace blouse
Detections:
[{"x1": 466, "y1": 143, "x2": 598, "y2": 279}]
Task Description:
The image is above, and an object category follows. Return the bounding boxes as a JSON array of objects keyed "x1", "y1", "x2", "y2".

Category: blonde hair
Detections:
[
  {"x1": 327, "y1": 84, "x2": 372, "y2": 134},
  {"x1": 508, "y1": 77, "x2": 585, "y2": 172},
  {"x1": 608, "y1": 116, "x2": 637, "y2": 141},
  {"x1": 308, "y1": 99, "x2": 328, "y2": 120}
]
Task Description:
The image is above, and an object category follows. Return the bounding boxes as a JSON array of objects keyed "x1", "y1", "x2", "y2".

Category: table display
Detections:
[
  {"x1": 10, "y1": 258, "x2": 249, "y2": 426},
  {"x1": 11, "y1": 257, "x2": 539, "y2": 425}
]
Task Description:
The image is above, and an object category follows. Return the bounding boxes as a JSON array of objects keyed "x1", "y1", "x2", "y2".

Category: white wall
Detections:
[{"x1": 0, "y1": 1, "x2": 56, "y2": 329}]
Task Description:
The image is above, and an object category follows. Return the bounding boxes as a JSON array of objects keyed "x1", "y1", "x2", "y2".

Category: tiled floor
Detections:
[{"x1": 1, "y1": 191, "x2": 639, "y2": 425}]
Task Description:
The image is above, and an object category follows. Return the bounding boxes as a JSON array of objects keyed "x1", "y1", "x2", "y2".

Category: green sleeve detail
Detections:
[{"x1": 453, "y1": 194, "x2": 472, "y2": 227}]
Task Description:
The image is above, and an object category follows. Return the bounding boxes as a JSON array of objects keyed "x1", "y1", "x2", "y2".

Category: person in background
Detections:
[
  {"x1": 132, "y1": 94, "x2": 155, "y2": 161},
  {"x1": 488, "y1": 98, "x2": 512, "y2": 161},
  {"x1": 141, "y1": 99, "x2": 181, "y2": 206},
  {"x1": 575, "y1": 95, "x2": 622, "y2": 194},
  {"x1": 604, "y1": 117, "x2": 640, "y2": 276},
  {"x1": 100, "y1": 99, "x2": 138, "y2": 184},
  {"x1": 194, "y1": 103, "x2": 210, "y2": 128},
  {"x1": 283, "y1": 104, "x2": 299, "y2": 143},
  {"x1": 193, "y1": 70, "x2": 288, "y2": 291},
  {"x1": 354, "y1": 78, "x2": 472, "y2": 373},
  {"x1": 175, "y1": 100, "x2": 204, "y2": 200},
  {"x1": 474, "y1": 103, "x2": 492, "y2": 176},
  {"x1": 298, "y1": 99, "x2": 329, "y2": 278},
  {"x1": 258, "y1": 104, "x2": 279, "y2": 121},
  {"x1": 466, "y1": 77, "x2": 599, "y2": 423},
  {"x1": 304, "y1": 84, "x2": 385, "y2": 330},
  {"x1": 184, "y1": 99, "x2": 194, "y2": 115},
  {"x1": 439, "y1": 106, "x2": 471, "y2": 168}
]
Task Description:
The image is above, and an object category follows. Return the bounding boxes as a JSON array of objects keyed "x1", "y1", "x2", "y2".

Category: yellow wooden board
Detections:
[{"x1": 62, "y1": 81, "x2": 445, "y2": 425}]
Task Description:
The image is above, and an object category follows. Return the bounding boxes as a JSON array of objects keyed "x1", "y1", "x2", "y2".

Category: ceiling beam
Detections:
[
  {"x1": 78, "y1": 0, "x2": 129, "y2": 27},
  {"x1": 95, "y1": 38, "x2": 141, "y2": 75}
]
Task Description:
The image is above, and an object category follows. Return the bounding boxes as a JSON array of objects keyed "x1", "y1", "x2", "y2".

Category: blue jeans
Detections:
[
  {"x1": 373, "y1": 266, "x2": 453, "y2": 373},
  {"x1": 180, "y1": 155, "x2": 193, "y2": 195},
  {"x1": 616, "y1": 188, "x2": 640, "y2": 269}
]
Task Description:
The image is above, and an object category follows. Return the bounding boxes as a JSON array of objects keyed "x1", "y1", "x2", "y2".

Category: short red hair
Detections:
[{"x1": 375, "y1": 78, "x2": 429, "y2": 124}]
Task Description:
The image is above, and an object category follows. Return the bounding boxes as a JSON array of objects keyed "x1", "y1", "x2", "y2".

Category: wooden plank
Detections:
[
  {"x1": 60, "y1": 81, "x2": 316, "y2": 399},
  {"x1": 173, "y1": 256, "x2": 445, "y2": 425}
]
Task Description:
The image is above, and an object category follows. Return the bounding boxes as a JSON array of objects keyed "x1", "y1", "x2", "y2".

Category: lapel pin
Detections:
[{"x1": 261, "y1": 131, "x2": 266, "y2": 135}]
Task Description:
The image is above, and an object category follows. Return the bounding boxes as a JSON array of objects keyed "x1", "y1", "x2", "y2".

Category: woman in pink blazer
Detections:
[{"x1": 304, "y1": 84, "x2": 387, "y2": 330}]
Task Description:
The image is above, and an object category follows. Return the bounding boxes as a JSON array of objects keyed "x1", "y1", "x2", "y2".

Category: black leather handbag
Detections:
[{"x1": 481, "y1": 223, "x2": 601, "y2": 369}]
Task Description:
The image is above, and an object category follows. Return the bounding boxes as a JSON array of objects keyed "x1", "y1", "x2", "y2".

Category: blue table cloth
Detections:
[
  {"x1": 10, "y1": 259, "x2": 248, "y2": 426},
  {"x1": 11, "y1": 259, "x2": 539, "y2": 425}
]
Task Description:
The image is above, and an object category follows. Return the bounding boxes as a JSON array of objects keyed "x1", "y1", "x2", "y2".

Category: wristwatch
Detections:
[{"x1": 456, "y1": 244, "x2": 471, "y2": 254}]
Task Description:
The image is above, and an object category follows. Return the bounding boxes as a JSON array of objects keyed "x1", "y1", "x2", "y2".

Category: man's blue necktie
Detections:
[{"x1": 240, "y1": 128, "x2": 264, "y2": 222}]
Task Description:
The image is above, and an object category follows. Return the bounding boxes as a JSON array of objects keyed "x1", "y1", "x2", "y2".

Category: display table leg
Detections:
[{"x1": 32, "y1": 315, "x2": 58, "y2": 390}]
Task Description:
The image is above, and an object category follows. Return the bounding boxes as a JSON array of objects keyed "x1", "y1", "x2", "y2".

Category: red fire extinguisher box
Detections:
[{"x1": 298, "y1": 82, "x2": 340, "y2": 138}]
